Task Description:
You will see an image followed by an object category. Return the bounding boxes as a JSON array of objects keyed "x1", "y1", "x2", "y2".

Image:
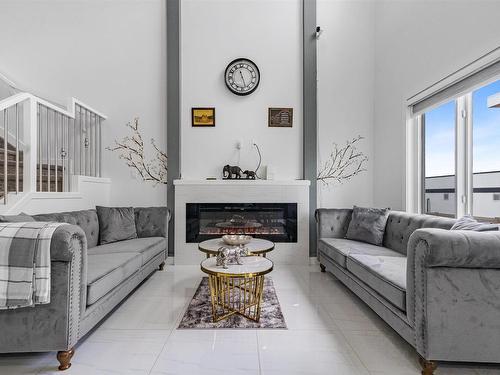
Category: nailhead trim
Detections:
[
  {"x1": 412, "y1": 238, "x2": 429, "y2": 358},
  {"x1": 67, "y1": 232, "x2": 83, "y2": 348}
]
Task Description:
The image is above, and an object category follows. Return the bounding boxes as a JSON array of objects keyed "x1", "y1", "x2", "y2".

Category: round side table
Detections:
[
  {"x1": 200, "y1": 256, "x2": 273, "y2": 322},
  {"x1": 198, "y1": 238, "x2": 275, "y2": 258}
]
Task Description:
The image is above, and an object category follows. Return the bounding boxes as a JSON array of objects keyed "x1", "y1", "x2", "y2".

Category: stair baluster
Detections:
[{"x1": 15, "y1": 103, "x2": 19, "y2": 194}]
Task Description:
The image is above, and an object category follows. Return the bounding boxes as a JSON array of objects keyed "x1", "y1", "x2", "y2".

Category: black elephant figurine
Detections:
[
  {"x1": 243, "y1": 170, "x2": 257, "y2": 179},
  {"x1": 223, "y1": 164, "x2": 243, "y2": 179}
]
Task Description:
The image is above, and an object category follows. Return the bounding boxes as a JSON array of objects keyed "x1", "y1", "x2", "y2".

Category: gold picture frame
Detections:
[
  {"x1": 268, "y1": 108, "x2": 293, "y2": 127},
  {"x1": 192, "y1": 107, "x2": 215, "y2": 127}
]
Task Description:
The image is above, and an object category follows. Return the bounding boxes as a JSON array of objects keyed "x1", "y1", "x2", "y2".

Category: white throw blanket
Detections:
[{"x1": 0, "y1": 222, "x2": 63, "y2": 310}]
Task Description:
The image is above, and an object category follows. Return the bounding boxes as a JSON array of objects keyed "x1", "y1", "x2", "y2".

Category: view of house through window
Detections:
[
  {"x1": 472, "y1": 79, "x2": 500, "y2": 222},
  {"x1": 423, "y1": 100, "x2": 457, "y2": 217}
]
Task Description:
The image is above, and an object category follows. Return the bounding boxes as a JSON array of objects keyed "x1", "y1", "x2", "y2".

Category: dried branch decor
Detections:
[
  {"x1": 107, "y1": 118, "x2": 167, "y2": 185},
  {"x1": 317, "y1": 136, "x2": 368, "y2": 185}
]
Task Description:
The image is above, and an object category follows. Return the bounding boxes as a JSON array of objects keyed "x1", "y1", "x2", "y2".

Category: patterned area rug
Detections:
[{"x1": 178, "y1": 277, "x2": 287, "y2": 329}]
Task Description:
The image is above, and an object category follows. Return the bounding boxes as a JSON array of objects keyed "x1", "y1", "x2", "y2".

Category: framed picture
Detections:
[
  {"x1": 192, "y1": 107, "x2": 215, "y2": 127},
  {"x1": 268, "y1": 108, "x2": 293, "y2": 127}
]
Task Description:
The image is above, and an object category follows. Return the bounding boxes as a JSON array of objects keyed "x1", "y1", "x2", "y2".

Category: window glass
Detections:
[
  {"x1": 423, "y1": 100, "x2": 456, "y2": 217},
  {"x1": 472, "y1": 79, "x2": 500, "y2": 222}
]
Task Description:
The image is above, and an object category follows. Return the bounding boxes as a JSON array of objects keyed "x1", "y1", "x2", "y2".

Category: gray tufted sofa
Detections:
[
  {"x1": 316, "y1": 208, "x2": 500, "y2": 374},
  {"x1": 0, "y1": 206, "x2": 169, "y2": 370}
]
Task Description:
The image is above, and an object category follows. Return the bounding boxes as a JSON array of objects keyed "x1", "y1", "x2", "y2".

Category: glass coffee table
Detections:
[
  {"x1": 201, "y1": 255, "x2": 273, "y2": 322},
  {"x1": 198, "y1": 237, "x2": 275, "y2": 258}
]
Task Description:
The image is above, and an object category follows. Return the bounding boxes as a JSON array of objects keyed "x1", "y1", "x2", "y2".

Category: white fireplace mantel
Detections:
[
  {"x1": 173, "y1": 179, "x2": 310, "y2": 265},
  {"x1": 173, "y1": 179, "x2": 311, "y2": 186}
]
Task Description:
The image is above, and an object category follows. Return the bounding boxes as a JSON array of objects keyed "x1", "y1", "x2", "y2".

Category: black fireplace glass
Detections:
[{"x1": 186, "y1": 203, "x2": 297, "y2": 243}]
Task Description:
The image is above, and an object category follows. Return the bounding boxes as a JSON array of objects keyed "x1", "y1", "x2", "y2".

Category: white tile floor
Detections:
[{"x1": 1, "y1": 264, "x2": 499, "y2": 375}]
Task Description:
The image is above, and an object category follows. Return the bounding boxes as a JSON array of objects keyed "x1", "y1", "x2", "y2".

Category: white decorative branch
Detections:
[
  {"x1": 317, "y1": 136, "x2": 368, "y2": 185},
  {"x1": 107, "y1": 118, "x2": 167, "y2": 185}
]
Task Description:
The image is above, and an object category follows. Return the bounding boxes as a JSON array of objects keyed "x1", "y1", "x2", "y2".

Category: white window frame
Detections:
[{"x1": 405, "y1": 48, "x2": 500, "y2": 215}]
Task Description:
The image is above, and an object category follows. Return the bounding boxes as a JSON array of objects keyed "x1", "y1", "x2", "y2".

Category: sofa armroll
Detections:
[
  {"x1": 315, "y1": 208, "x2": 352, "y2": 239},
  {"x1": 50, "y1": 224, "x2": 88, "y2": 261},
  {"x1": 406, "y1": 228, "x2": 500, "y2": 362},
  {"x1": 408, "y1": 228, "x2": 500, "y2": 269},
  {"x1": 0, "y1": 223, "x2": 87, "y2": 353}
]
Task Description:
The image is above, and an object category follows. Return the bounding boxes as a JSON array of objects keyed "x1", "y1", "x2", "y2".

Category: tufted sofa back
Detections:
[
  {"x1": 383, "y1": 211, "x2": 456, "y2": 255},
  {"x1": 315, "y1": 208, "x2": 457, "y2": 256},
  {"x1": 33, "y1": 209, "x2": 100, "y2": 248}
]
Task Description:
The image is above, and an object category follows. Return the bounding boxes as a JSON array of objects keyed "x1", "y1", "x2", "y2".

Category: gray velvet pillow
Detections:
[
  {"x1": 0, "y1": 213, "x2": 35, "y2": 223},
  {"x1": 451, "y1": 215, "x2": 499, "y2": 232},
  {"x1": 346, "y1": 206, "x2": 390, "y2": 246},
  {"x1": 134, "y1": 207, "x2": 169, "y2": 238},
  {"x1": 96, "y1": 206, "x2": 137, "y2": 245}
]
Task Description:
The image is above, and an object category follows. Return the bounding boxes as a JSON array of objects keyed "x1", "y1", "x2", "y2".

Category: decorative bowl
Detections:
[
  {"x1": 229, "y1": 215, "x2": 247, "y2": 226},
  {"x1": 222, "y1": 235, "x2": 252, "y2": 246}
]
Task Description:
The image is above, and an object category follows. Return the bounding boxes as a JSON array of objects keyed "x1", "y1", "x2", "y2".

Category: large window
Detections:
[
  {"x1": 423, "y1": 101, "x2": 456, "y2": 217},
  {"x1": 414, "y1": 75, "x2": 500, "y2": 221},
  {"x1": 472, "y1": 79, "x2": 500, "y2": 222}
]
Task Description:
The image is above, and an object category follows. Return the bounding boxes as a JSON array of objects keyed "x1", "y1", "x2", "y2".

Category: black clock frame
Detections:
[{"x1": 224, "y1": 58, "x2": 261, "y2": 96}]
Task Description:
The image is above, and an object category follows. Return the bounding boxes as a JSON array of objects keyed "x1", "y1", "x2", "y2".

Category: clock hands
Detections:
[{"x1": 239, "y1": 70, "x2": 247, "y2": 87}]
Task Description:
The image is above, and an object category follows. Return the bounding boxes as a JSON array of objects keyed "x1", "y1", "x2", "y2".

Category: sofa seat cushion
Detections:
[
  {"x1": 319, "y1": 238, "x2": 403, "y2": 268},
  {"x1": 346, "y1": 253, "x2": 407, "y2": 311},
  {"x1": 87, "y1": 252, "x2": 142, "y2": 305},
  {"x1": 88, "y1": 237, "x2": 166, "y2": 266}
]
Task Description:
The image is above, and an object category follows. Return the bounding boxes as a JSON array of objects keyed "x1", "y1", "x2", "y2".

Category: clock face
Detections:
[{"x1": 224, "y1": 58, "x2": 260, "y2": 96}]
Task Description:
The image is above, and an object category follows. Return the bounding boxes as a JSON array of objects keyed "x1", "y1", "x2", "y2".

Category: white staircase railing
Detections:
[{"x1": 0, "y1": 92, "x2": 106, "y2": 205}]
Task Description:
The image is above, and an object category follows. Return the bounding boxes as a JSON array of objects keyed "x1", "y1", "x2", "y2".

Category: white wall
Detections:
[
  {"x1": 373, "y1": 0, "x2": 500, "y2": 210},
  {"x1": 180, "y1": 0, "x2": 302, "y2": 180},
  {"x1": 317, "y1": 0, "x2": 375, "y2": 209},
  {"x1": 0, "y1": 0, "x2": 167, "y2": 207}
]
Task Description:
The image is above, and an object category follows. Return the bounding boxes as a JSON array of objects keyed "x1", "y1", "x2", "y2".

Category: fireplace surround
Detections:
[
  {"x1": 186, "y1": 203, "x2": 298, "y2": 243},
  {"x1": 174, "y1": 179, "x2": 310, "y2": 264}
]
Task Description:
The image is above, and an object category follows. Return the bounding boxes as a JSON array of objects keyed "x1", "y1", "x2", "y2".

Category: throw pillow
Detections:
[
  {"x1": 96, "y1": 206, "x2": 137, "y2": 245},
  {"x1": 0, "y1": 213, "x2": 35, "y2": 222},
  {"x1": 134, "y1": 207, "x2": 169, "y2": 238},
  {"x1": 451, "y1": 215, "x2": 499, "y2": 232},
  {"x1": 346, "y1": 206, "x2": 390, "y2": 246}
]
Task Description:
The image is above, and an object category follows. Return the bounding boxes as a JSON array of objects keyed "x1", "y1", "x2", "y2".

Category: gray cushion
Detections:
[
  {"x1": 0, "y1": 213, "x2": 34, "y2": 222},
  {"x1": 315, "y1": 208, "x2": 353, "y2": 239},
  {"x1": 451, "y1": 215, "x2": 499, "y2": 232},
  {"x1": 88, "y1": 237, "x2": 166, "y2": 266},
  {"x1": 33, "y1": 209, "x2": 100, "y2": 248},
  {"x1": 346, "y1": 206, "x2": 389, "y2": 246},
  {"x1": 383, "y1": 211, "x2": 456, "y2": 255},
  {"x1": 347, "y1": 253, "x2": 407, "y2": 311},
  {"x1": 96, "y1": 206, "x2": 137, "y2": 245},
  {"x1": 134, "y1": 207, "x2": 169, "y2": 238},
  {"x1": 318, "y1": 238, "x2": 404, "y2": 268},
  {"x1": 86, "y1": 252, "x2": 142, "y2": 305}
]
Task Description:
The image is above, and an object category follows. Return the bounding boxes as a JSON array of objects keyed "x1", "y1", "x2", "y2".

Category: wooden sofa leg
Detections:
[
  {"x1": 57, "y1": 347, "x2": 75, "y2": 371},
  {"x1": 320, "y1": 263, "x2": 326, "y2": 272},
  {"x1": 158, "y1": 261, "x2": 166, "y2": 271},
  {"x1": 419, "y1": 356, "x2": 437, "y2": 375}
]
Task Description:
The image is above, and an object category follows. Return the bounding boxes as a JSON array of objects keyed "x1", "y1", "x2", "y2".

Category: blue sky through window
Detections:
[
  {"x1": 425, "y1": 100, "x2": 456, "y2": 177},
  {"x1": 424, "y1": 79, "x2": 500, "y2": 177},
  {"x1": 473, "y1": 79, "x2": 500, "y2": 173}
]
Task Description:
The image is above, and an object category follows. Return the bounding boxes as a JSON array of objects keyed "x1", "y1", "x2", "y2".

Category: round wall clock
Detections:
[{"x1": 224, "y1": 58, "x2": 260, "y2": 96}]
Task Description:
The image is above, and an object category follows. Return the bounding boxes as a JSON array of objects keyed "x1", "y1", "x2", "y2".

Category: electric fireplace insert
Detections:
[{"x1": 186, "y1": 203, "x2": 297, "y2": 243}]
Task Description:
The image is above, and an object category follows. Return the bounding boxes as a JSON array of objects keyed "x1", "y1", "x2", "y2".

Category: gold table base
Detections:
[{"x1": 208, "y1": 274, "x2": 265, "y2": 322}]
